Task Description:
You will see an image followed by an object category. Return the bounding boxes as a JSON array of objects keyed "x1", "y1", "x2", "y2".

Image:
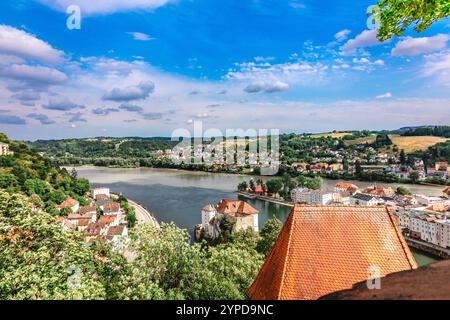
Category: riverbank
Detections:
[
  {"x1": 238, "y1": 191, "x2": 294, "y2": 207},
  {"x1": 406, "y1": 237, "x2": 449, "y2": 259},
  {"x1": 111, "y1": 193, "x2": 159, "y2": 228}
]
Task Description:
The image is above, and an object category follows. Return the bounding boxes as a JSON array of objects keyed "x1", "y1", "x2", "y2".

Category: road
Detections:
[{"x1": 128, "y1": 198, "x2": 160, "y2": 228}]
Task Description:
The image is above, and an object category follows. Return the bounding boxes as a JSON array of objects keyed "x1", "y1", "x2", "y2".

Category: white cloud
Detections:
[
  {"x1": 376, "y1": 92, "x2": 392, "y2": 99},
  {"x1": 0, "y1": 64, "x2": 67, "y2": 84},
  {"x1": 334, "y1": 29, "x2": 351, "y2": 42},
  {"x1": 127, "y1": 32, "x2": 154, "y2": 41},
  {"x1": 38, "y1": 0, "x2": 176, "y2": 15},
  {"x1": 102, "y1": 81, "x2": 155, "y2": 102},
  {"x1": 0, "y1": 25, "x2": 64, "y2": 63},
  {"x1": 244, "y1": 81, "x2": 289, "y2": 93},
  {"x1": 422, "y1": 50, "x2": 450, "y2": 86},
  {"x1": 341, "y1": 29, "x2": 384, "y2": 55},
  {"x1": 392, "y1": 34, "x2": 450, "y2": 56}
]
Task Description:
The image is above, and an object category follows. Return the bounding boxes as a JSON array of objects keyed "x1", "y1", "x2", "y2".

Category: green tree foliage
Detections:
[
  {"x1": 297, "y1": 175, "x2": 322, "y2": 190},
  {"x1": 397, "y1": 186, "x2": 412, "y2": 196},
  {"x1": 265, "y1": 179, "x2": 283, "y2": 194},
  {"x1": 123, "y1": 223, "x2": 263, "y2": 300},
  {"x1": 237, "y1": 181, "x2": 248, "y2": 192},
  {"x1": 374, "y1": 134, "x2": 393, "y2": 148},
  {"x1": 0, "y1": 191, "x2": 128, "y2": 300},
  {"x1": 373, "y1": 0, "x2": 450, "y2": 41},
  {"x1": 256, "y1": 218, "x2": 282, "y2": 257}
]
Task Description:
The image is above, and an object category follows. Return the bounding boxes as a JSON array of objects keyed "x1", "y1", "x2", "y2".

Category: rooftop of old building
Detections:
[{"x1": 246, "y1": 205, "x2": 417, "y2": 300}]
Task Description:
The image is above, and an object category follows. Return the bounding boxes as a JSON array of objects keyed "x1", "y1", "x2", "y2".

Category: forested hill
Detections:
[
  {"x1": 0, "y1": 132, "x2": 90, "y2": 214},
  {"x1": 396, "y1": 126, "x2": 450, "y2": 138},
  {"x1": 28, "y1": 137, "x2": 179, "y2": 158}
]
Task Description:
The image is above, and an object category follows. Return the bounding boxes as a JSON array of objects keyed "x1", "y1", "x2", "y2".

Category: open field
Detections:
[
  {"x1": 389, "y1": 135, "x2": 450, "y2": 153},
  {"x1": 310, "y1": 132, "x2": 352, "y2": 138},
  {"x1": 345, "y1": 135, "x2": 377, "y2": 145}
]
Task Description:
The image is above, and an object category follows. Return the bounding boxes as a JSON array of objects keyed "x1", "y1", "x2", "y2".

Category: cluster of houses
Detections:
[
  {"x1": 197, "y1": 199, "x2": 259, "y2": 240},
  {"x1": 56, "y1": 187, "x2": 129, "y2": 249},
  {"x1": 0, "y1": 142, "x2": 13, "y2": 156},
  {"x1": 393, "y1": 187, "x2": 450, "y2": 249},
  {"x1": 289, "y1": 182, "x2": 401, "y2": 206}
]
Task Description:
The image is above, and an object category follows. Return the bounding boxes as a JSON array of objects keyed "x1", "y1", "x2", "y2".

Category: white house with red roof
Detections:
[
  {"x1": 56, "y1": 198, "x2": 79, "y2": 213},
  {"x1": 91, "y1": 187, "x2": 110, "y2": 200}
]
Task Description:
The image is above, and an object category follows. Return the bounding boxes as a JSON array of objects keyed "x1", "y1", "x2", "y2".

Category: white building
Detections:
[
  {"x1": 410, "y1": 215, "x2": 439, "y2": 245},
  {"x1": 290, "y1": 188, "x2": 336, "y2": 205},
  {"x1": 91, "y1": 187, "x2": 110, "y2": 199},
  {"x1": 415, "y1": 194, "x2": 444, "y2": 206},
  {"x1": 201, "y1": 204, "x2": 220, "y2": 239},
  {"x1": 0, "y1": 142, "x2": 13, "y2": 156},
  {"x1": 350, "y1": 193, "x2": 379, "y2": 206},
  {"x1": 436, "y1": 219, "x2": 450, "y2": 249}
]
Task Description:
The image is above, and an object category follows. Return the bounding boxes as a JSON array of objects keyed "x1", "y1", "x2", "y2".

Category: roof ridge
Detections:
[
  {"x1": 385, "y1": 206, "x2": 418, "y2": 270},
  {"x1": 278, "y1": 205, "x2": 297, "y2": 299}
]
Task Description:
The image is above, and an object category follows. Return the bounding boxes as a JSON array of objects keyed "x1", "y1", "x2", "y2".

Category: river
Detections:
[{"x1": 71, "y1": 166, "x2": 443, "y2": 266}]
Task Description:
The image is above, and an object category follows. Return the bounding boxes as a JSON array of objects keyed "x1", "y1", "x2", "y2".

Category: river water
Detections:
[{"x1": 72, "y1": 166, "x2": 443, "y2": 266}]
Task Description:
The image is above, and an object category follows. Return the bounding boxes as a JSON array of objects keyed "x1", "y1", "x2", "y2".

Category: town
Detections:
[{"x1": 196, "y1": 176, "x2": 450, "y2": 258}]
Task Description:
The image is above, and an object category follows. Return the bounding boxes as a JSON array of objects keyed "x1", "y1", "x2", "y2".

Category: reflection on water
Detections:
[{"x1": 412, "y1": 249, "x2": 440, "y2": 267}]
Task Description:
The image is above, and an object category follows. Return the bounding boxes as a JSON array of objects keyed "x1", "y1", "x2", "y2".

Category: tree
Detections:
[
  {"x1": 397, "y1": 186, "x2": 412, "y2": 196},
  {"x1": 409, "y1": 171, "x2": 420, "y2": 184},
  {"x1": 237, "y1": 181, "x2": 248, "y2": 192},
  {"x1": 265, "y1": 179, "x2": 283, "y2": 194},
  {"x1": 0, "y1": 190, "x2": 128, "y2": 299},
  {"x1": 73, "y1": 178, "x2": 90, "y2": 196},
  {"x1": 256, "y1": 218, "x2": 282, "y2": 257},
  {"x1": 400, "y1": 149, "x2": 406, "y2": 165},
  {"x1": 373, "y1": 0, "x2": 450, "y2": 41},
  {"x1": 249, "y1": 179, "x2": 255, "y2": 191}
]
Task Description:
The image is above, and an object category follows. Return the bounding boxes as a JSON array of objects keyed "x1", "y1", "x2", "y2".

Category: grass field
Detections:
[
  {"x1": 310, "y1": 132, "x2": 352, "y2": 138},
  {"x1": 345, "y1": 135, "x2": 377, "y2": 145},
  {"x1": 389, "y1": 135, "x2": 450, "y2": 153}
]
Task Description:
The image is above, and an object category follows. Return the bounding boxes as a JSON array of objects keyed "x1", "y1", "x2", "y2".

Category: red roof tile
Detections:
[
  {"x1": 247, "y1": 205, "x2": 417, "y2": 300},
  {"x1": 216, "y1": 199, "x2": 258, "y2": 216}
]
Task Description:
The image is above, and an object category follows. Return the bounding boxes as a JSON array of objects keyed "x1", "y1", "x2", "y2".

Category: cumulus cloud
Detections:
[
  {"x1": 26, "y1": 113, "x2": 56, "y2": 125},
  {"x1": 0, "y1": 25, "x2": 64, "y2": 63},
  {"x1": 334, "y1": 29, "x2": 351, "y2": 42},
  {"x1": 392, "y1": 34, "x2": 450, "y2": 56},
  {"x1": 0, "y1": 64, "x2": 67, "y2": 85},
  {"x1": 37, "y1": 0, "x2": 176, "y2": 15},
  {"x1": 244, "y1": 81, "x2": 289, "y2": 93},
  {"x1": 341, "y1": 29, "x2": 384, "y2": 55},
  {"x1": 376, "y1": 92, "x2": 392, "y2": 99},
  {"x1": 43, "y1": 97, "x2": 85, "y2": 111},
  {"x1": 102, "y1": 81, "x2": 155, "y2": 102},
  {"x1": 11, "y1": 91, "x2": 41, "y2": 104},
  {"x1": 227, "y1": 60, "x2": 327, "y2": 92},
  {"x1": 0, "y1": 114, "x2": 26, "y2": 125},
  {"x1": 127, "y1": 32, "x2": 154, "y2": 41}
]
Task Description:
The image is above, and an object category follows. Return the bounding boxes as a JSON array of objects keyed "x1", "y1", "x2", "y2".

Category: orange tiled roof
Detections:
[
  {"x1": 56, "y1": 198, "x2": 78, "y2": 208},
  {"x1": 216, "y1": 199, "x2": 258, "y2": 216},
  {"x1": 246, "y1": 205, "x2": 417, "y2": 300},
  {"x1": 335, "y1": 182, "x2": 357, "y2": 189}
]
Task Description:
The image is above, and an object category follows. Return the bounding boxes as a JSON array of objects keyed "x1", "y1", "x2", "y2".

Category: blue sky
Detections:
[{"x1": 0, "y1": 0, "x2": 449, "y2": 140}]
